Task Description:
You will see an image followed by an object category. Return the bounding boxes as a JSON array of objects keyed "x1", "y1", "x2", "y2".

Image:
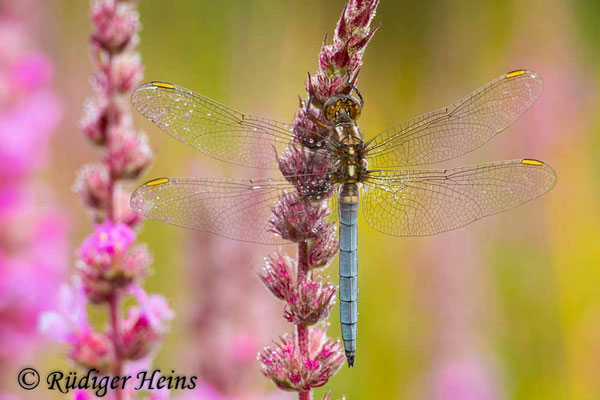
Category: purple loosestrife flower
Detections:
[
  {"x1": 284, "y1": 275, "x2": 336, "y2": 326},
  {"x1": 104, "y1": 127, "x2": 152, "y2": 180},
  {"x1": 260, "y1": 1, "x2": 379, "y2": 398},
  {"x1": 307, "y1": 228, "x2": 338, "y2": 270},
  {"x1": 41, "y1": 2, "x2": 170, "y2": 400},
  {"x1": 269, "y1": 195, "x2": 334, "y2": 243},
  {"x1": 259, "y1": 254, "x2": 336, "y2": 326},
  {"x1": 259, "y1": 328, "x2": 344, "y2": 392},
  {"x1": 77, "y1": 221, "x2": 151, "y2": 303},
  {"x1": 75, "y1": 164, "x2": 112, "y2": 214},
  {"x1": 120, "y1": 287, "x2": 173, "y2": 360}
]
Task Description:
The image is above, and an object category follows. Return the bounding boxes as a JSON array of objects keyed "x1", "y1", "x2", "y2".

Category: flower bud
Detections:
[
  {"x1": 69, "y1": 329, "x2": 114, "y2": 372},
  {"x1": 120, "y1": 287, "x2": 173, "y2": 360},
  {"x1": 91, "y1": 0, "x2": 139, "y2": 54},
  {"x1": 74, "y1": 163, "x2": 111, "y2": 212},
  {"x1": 258, "y1": 253, "x2": 295, "y2": 301},
  {"x1": 308, "y1": 227, "x2": 338, "y2": 269},
  {"x1": 105, "y1": 128, "x2": 152, "y2": 180},
  {"x1": 81, "y1": 98, "x2": 109, "y2": 145}
]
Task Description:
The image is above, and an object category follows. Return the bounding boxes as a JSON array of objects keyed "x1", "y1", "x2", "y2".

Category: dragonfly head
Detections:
[{"x1": 323, "y1": 95, "x2": 362, "y2": 123}]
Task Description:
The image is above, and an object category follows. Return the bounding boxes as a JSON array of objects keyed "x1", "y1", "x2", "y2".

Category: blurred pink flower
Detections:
[
  {"x1": 74, "y1": 163, "x2": 112, "y2": 215},
  {"x1": 0, "y1": 5, "x2": 67, "y2": 372},
  {"x1": 39, "y1": 279, "x2": 114, "y2": 371},
  {"x1": 77, "y1": 221, "x2": 150, "y2": 302},
  {"x1": 0, "y1": 91, "x2": 61, "y2": 180},
  {"x1": 104, "y1": 127, "x2": 153, "y2": 180},
  {"x1": 78, "y1": 221, "x2": 136, "y2": 270},
  {"x1": 433, "y1": 358, "x2": 499, "y2": 400},
  {"x1": 90, "y1": 0, "x2": 139, "y2": 54},
  {"x1": 11, "y1": 52, "x2": 53, "y2": 92}
]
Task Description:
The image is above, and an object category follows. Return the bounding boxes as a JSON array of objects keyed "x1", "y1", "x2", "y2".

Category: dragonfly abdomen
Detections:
[{"x1": 338, "y1": 183, "x2": 359, "y2": 367}]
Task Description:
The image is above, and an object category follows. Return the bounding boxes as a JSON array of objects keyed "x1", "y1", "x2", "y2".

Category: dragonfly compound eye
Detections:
[{"x1": 324, "y1": 96, "x2": 362, "y2": 122}]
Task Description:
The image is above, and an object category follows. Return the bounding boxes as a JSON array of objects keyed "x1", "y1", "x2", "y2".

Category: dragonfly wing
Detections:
[
  {"x1": 132, "y1": 81, "x2": 295, "y2": 169},
  {"x1": 131, "y1": 176, "x2": 296, "y2": 244},
  {"x1": 366, "y1": 70, "x2": 544, "y2": 168},
  {"x1": 362, "y1": 159, "x2": 556, "y2": 236}
]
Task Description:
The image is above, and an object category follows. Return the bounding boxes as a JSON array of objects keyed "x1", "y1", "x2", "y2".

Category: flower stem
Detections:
[
  {"x1": 109, "y1": 295, "x2": 123, "y2": 400},
  {"x1": 297, "y1": 241, "x2": 312, "y2": 400}
]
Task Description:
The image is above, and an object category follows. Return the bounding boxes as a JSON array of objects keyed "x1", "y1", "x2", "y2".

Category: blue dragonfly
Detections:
[{"x1": 130, "y1": 70, "x2": 556, "y2": 367}]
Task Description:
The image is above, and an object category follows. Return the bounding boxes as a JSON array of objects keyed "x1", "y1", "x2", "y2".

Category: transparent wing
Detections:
[
  {"x1": 130, "y1": 175, "x2": 335, "y2": 245},
  {"x1": 132, "y1": 81, "x2": 296, "y2": 169},
  {"x1": 362, "y1": 159, "x2": 556, "y2": 236},
  {"x1": 366, "y1": 70, "x2": 544, "y2": 168}
]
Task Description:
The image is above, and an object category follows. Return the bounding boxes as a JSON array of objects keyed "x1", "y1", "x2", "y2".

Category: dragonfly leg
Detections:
[
  {"x1": 347, "y1": 80, "x2": 364, "y2": 107},
  {"x1": 306, "y1": 95, "x2": 332, "y2": 130}
]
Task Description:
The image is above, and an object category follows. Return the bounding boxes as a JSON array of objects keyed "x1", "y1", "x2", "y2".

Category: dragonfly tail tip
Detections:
[{"x1": 346, "y1": 354, "x2": 355, "y2": 367}]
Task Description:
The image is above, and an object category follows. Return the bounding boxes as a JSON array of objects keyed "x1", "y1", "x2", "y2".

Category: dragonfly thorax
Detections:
[{"x1": 332, "y1": 123, "x2": 368, "y2": 185}]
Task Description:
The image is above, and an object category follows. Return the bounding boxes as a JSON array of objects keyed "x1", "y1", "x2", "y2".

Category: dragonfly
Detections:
[{"x1": 130, "y1": 69, "x2": 556, "y2": 367}]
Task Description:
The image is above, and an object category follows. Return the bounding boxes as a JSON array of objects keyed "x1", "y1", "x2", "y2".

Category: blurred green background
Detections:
[{"x1": 40, "y1": 0, "x2": 600, "y2": 398}]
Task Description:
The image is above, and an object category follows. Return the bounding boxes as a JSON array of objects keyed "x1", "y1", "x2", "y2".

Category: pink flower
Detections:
[
  {"x1": 283, "y1": 275, "x2": 336, "y2": 326},
  {"x1": 0, "y1": 91, "x2": 61, "y2": 180},
  {"x1": 259, "y1": 254, "x2": 336, "y2": 325},
  {"x1": 259, "y1": 328, "x2": 344, "y2": 392},
  {"x1": 307, "y1": 228, "x2": 338, "y2": 269},
  {"x1": 258, "y1": 253, "x2": 295, "y2": 301},
  {"x1": 11, "y1": 52, "x2": 53, "y2": 92},
  {"x1": 39, "y1": 279, "x2": 114, "y2": 372},
  {"x1": 77, "y1": 221, "x2": 149, "y2": 302},
  {"x1": 104, "y1": 127, "x2": 153, "y2": 180},
  {"x1": 112, "y1": 53, "x2": 143, "y2": 94},
  {"x1": 74, "y1": 164, "x2": 111, "y2": 213},
  {"x1": 433, "y1": 358, "x2": 499, "y2": 400},
  {"x1": 120, "y1": 286, "x2": 172, "y2": 360},
  {"x1": 277, "y1": 146, "x2": 334, "y2": 200},
  {"x1": 113, "y1": 188, "x2": 143, "y2": 227},
  {"x1": 78, "y1": 221, "x2": 136, "y2": 270},
  {"x1": 269, "y1": 193, "x2": 334, "y2": 242},
  {"x1": 81, "y1": 98, "x2": 110, "y2": 145}
]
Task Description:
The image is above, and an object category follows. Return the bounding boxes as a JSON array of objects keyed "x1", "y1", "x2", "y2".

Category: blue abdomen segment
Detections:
[{"x1": 339, "y1": 195, "x2": 358, "y2": 367}]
